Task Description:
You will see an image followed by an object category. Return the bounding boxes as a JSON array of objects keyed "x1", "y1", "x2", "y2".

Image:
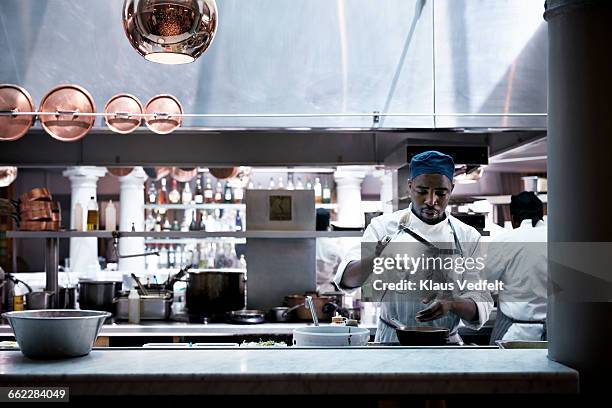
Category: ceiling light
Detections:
[{"x1": 123, "y1": 0, "x2": 218, "y2": 64}]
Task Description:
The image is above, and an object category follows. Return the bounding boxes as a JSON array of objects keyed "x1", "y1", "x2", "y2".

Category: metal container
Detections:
[
  {"x1": 497, "y1": 340, "x2": 548, "y2": 349},
  {"x1": 38, "y1": 84, "x2": 96, "y2": 142},
  {"x1": 116, "y1": 293, "x2": 172, "y2": 320},
  {"x1": 78, "y1": 280, "x2": 120, "y2": 313},
  {"x1": 268, "y1": 306, "x2": 291, "y2": 322},
  {"x1": 25, "y1": 291, "x2": 55, "y2": 310},
  {"x1": 0, "y1": 84, "x2": 35, "y2": 141},
  {"x1": 292, "y1": 326, "x2": 370, "y2": 347},
  {"x1": 285, "y1": 293, "x2": 341, "y2": 321},
  {"x1": 2, "y1": 310, "x2": 110, "y2": 359},
  {"x1": 185, "y1": 270, "x2": 245, "y2": 319}
]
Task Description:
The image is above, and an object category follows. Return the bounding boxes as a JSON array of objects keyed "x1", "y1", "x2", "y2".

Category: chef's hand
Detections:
[{"x1": 415, "y1": 293, "x2": 453, "y2": 322}]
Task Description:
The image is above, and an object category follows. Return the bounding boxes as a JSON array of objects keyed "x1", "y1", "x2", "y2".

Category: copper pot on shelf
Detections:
[
  {"x1": 144, "y1": 94, "x2": 183, "y2": 134},
  {"x1": 103, "y1": 93, "x2": 143, "y2": 134},
  {"x1": 0, "y1": 84, "x2": 35, "y2": 141},
  {"x1": 38, "y1": 84, "x2": 96, "y2": 142}
]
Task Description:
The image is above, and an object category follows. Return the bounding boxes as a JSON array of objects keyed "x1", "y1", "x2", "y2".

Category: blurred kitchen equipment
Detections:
[
  {"x1": 58, "y1": 286, "x2": 77, "y2": 309},
  {"x1": 116, "y1": 292, "x2": 172, "y2": 320},
  {"x1": 227, "y1": 309, "x2": 265, "y2": 324},
  {"x1": 172, "y1": 167, "x2": 197, "y2": 182},
  {"x1": 2, "y1": 310, "x2": 110, "y2": 359},
  {"x1": 268, "y1": 306, "x2": 291, "y2": 322},
  {"x1": 305, "y1": 295, "x2": 319, "y2": 326},
  {"x1": 497, "y1": 340, "x2": 548, "y2": 349},
  {"x1": 122, "y1": 0, "x2": 218, "y2": 64},
  {"x1": 292, "y1": 326, "x2": 370, "y2": 347},
  {"x1": 78, "y1": 280, "x2": 120, "y2": 313},
  {"x1": 284, "y1": 293, "x2": 342, "y2": 321},
  {"x1": 38, "y1": 84, "x2": 96, "y2": 142},
  {"x1": 0, "y1": 84, "x2": 35, "y2": 141},
  {"x1": 144, "y1": 94, "x2": 183, "y2": 134},
  {"x1": 0, "y1": 167, "x2": 18, "y2": 188},
  {"x1": 20, "y1": 187, "x2": 51, "y2": 203},
  {"x1": 107, "y1": 167, "x2": 134, "y2": 177},
  {"x1": 382, "y1": 316, "x2": 449, "y2": 346},
  {"x1": 25, "y1": 291, "x2": 55, "y2": 310},
  {"x1": 131, "y1": 273, "x2": 149, "y2": 296},
  {"x1": 209, "y1": 167, "x2": 238, "y2": 180},
  {"x1": 103, "y1": 93, "x2": 143, "y2": 134},
  {"x1": 184, "y1": 270, "x2": 245, "y2": 321}
]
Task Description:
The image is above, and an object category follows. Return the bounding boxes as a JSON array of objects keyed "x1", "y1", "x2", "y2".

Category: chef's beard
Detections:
[{"x1": 411, "y1": 206, "x2": 447, "y2": 225}]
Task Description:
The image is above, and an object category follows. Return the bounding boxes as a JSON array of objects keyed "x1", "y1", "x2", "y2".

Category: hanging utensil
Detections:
[
  {"x1": 0, "y1": 84, "x2": 35, "y2": 141},
  {"x1": 144, "y1": 94, "x2": 183, "y2": 134},
  {"x1": 305, "y1": 295, "x2": 319, "y2": 326},
  {"x1": 38, "y1": 84, "x2": 96, "y2": 142},
  {"x1": 131, "y1": 273, "x2": 149, "y2": 296},
  {"x1": 104, "y1": 93, "x2": 143, "y2": 134}
]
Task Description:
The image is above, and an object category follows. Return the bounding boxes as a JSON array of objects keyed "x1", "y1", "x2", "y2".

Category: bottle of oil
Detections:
[{"x1": 86, "y1": 196, "x2": 99, "y2": 231}]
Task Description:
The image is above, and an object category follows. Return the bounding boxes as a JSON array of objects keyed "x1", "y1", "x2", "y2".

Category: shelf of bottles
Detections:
[{"x1": 145, "y1": 171, "x2": 336, "y2": 236}]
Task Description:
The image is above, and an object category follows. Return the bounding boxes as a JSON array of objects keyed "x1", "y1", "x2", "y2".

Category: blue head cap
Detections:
[{"x1": 409, "y1": 151, "x2": 455, "y2": 182}]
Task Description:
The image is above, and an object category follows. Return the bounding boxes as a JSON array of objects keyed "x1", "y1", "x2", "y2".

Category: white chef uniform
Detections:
[
  {"x1": 334, "y1": 205, "x2": 493, "y2": 344},
  {"x1": 485, "y1": 219, "x2": 547, "y2": 342}
]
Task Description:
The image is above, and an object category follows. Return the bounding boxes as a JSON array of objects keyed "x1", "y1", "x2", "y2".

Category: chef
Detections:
[
  {"x1": 334, "y1": 151, "x2": 493, "y2": 344},
  {"x1": 486, "y1": 192, "x2": 547, "y2": 343}
]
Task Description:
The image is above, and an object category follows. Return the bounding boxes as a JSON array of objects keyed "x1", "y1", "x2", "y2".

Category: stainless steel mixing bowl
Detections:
[{"x1": 2, "y1": 310, "x2": 111, "y2": 359}]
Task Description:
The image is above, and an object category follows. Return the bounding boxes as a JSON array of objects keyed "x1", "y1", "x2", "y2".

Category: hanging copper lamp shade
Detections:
[{"x1": 123, "y1": 0, "x2": 218, "y2": 64}]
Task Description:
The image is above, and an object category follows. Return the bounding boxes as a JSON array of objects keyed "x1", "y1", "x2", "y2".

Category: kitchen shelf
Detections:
[
  {"x1": 143, "y1": 203, "x2": 338, "y2": 210},
  {"x1": 6, "y1": 230, "x2": 363, "y2": 239},
  {"x1": 144, "y1": 203, "x2": 245, "y2": 210}
]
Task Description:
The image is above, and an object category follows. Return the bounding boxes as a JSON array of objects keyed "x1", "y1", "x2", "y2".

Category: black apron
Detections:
[{"x1": 489, "y1": 308, "x2": 547, "y2": 344}]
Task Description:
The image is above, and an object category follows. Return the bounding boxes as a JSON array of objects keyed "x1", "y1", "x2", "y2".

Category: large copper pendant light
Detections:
[{"x1": 123, "y1": 0, "x2": 218, "y2": 64}]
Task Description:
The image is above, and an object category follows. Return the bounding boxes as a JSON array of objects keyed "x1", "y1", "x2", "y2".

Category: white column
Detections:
[
  {"x1": 118, "y1": 167, "x2": 148, "y2": 273},
  {"x1": 62, "y1": 166, "x2": 107, "y2": 277},
  {"x1": 372, "y1": 168, "x2": 394, "y2": 214},
  {"x1": 333, "y1": 166, "x2": 367, "y2": 228}
]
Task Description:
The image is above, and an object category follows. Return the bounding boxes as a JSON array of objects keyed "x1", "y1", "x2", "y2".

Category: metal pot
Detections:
[
  {"x1": 78, "y1": 280, "x2": 120, "y2": 313},
  {"x1": 25, "y1": 291, "x2": 55, "y2": 310},
  {"x1": 268, "y1": 306, "x2": 291, "y2": 322},
  {"x1": 58, "y1": 287, "x2": 77, "y2": 309},
  {"x1": 185, "y1": 270, "x2": 245, "y2": 320},
  {"x1": 284, "y1": 293, "x2": 343, "y2": 322}
]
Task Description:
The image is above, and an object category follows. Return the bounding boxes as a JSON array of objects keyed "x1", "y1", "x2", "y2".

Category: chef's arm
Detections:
[
  {"x1": 450, "y1": 297, "x2": 478, "y2": 322},
  {"x1": 339, "y1": 259, "x2": 373, "y2": 289}
]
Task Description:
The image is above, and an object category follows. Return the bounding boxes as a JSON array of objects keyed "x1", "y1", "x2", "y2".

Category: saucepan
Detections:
[{"x1": 384, "y1": 316, "x2": 449, "y2": 346}]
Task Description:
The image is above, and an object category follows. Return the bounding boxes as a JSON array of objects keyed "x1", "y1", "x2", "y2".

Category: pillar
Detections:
[
  {"x1": 545, "y1": 0, "x2": 612, "y2": 391},
  {"x1": 62, "y1": 166, "x2": 106, "y2": 277},
  {"x1": 118, "y1": 167, "x2": 148, "y2": 273}
]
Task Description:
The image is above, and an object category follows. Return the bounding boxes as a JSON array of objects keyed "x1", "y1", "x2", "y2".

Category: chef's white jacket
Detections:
[
  {"x1": 334, "y1": 205, "x2": 493, "y2": 343},
  {"x1": 485, "y1": 219, "x2": 547, "y2": 341}
]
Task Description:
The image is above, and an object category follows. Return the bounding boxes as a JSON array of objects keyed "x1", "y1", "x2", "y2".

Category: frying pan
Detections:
[{"x1": 384, "y1": 316, "x2": 449, "y2": 346}]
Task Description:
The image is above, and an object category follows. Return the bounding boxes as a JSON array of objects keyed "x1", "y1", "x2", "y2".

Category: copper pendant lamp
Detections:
[{"x1": 123, "y1": 0, "x2": 218, "y2": 64}]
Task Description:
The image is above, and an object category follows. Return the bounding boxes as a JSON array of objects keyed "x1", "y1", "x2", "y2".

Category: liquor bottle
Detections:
[
  {"x1": 104, "y1": 200, "x2": 116, "y2": 231},
  {"x1": 204, "y1": 177, "x2": 214, "y2": 203},
  {"x1": 199, "y1": 211, "x2": 207, "y2": 231},
  {"x1": 287, "y1": 175, "x2": 295, "y2": 190},
  {"x1": 233, "y1": 184, "x2": 244, "y2": 203},
  {"x1": 277, "y1": 176, "x2": 285, "y2": 189},
  {"x1": 168, "y1": 245, "x2": 175, "y2": 268},
  {"x1": 158, "y1": 246, "x2": 168, "y2": 269},
  {"x1": 235, "y1": 210, "x2": 243, "y2": 232},
  {"x1": 268, "y1": 177, "x2": 275, "y2": 190},
  {"x1": 194, "y1": 176, "x2": 204, "y2": 204},
  {"x1": 86, "y1": 196, "x2": 99, "y2": 231},
  {"x1": 181, "y1": 182, "x2": 192, "y2": 204},
  {"x1": 322, "y1": 179, "x2": 331, "y2": 204},
  {"x1": 168, "y1": 179, "x2": 180, "y2": 204},
  {"x1": 305, "y1": 177, "x2": 313, "y2": 190},
  {"x1": 162, "y1": 215, "x2": 171, "y2": 231},
  {"x1": 189, "y1": 211, "x2": 199, "y2": 231},
  {"x1": 154, "y1": 212, "x2": 162, "y2": 232},
  {"x1": 145, "y1": 210, "x2": 156, "y2": 232},
  {"x1": 171, "y1": 220, "x2": 180, "y2": 231},
  {"x1": 147, "y1": 182, "x2": 157, "y2": 204},
  {"x1": 296, "y1": 177, "x2": 304, "y2": 190},
  {"x1": 314, "y1": 177, "x2": 322, "y2": 204},
  {"x1": 224, "y1": 182, "x2": 233, "y2": 203},
  {"x1": 158, "y1": 178, "x2": 168, "y2": 205},
  {"x1": 214, "y1": 181, "x2": 223, "y2": 203}
]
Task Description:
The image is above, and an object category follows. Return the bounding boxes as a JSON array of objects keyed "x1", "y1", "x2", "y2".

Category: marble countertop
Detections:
[
  {"x1": 0, "y1": 322, "x2": 378, "y2": 337},
  {"x1": 0, "y1": 348, "x2": 578, "y2": 396}
]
